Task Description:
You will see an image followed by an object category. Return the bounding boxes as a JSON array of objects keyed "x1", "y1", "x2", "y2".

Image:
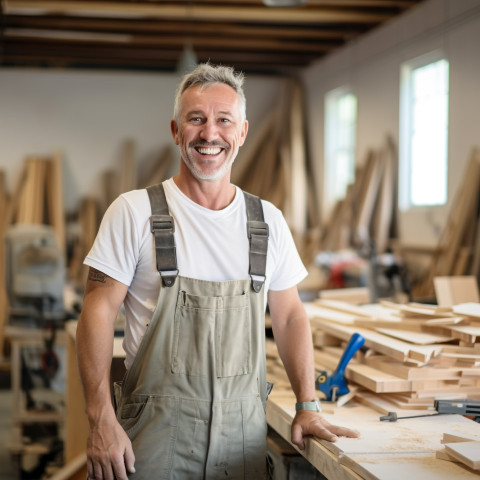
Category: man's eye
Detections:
[{"x1": 219, "y1": 118, "x2": 231, "y2": 124}]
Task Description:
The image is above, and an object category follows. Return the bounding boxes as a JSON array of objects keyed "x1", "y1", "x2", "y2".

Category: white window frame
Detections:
[
  {"x1": 324, "y1": 87, "x2": 357, "y2": 213},
  {"x1": 399, "y1": 50, "x2": 449, "y2": 211}
]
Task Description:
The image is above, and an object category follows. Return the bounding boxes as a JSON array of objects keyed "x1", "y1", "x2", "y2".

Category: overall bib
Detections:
[{"x1": 114, "y1": 184, "x2": 270, "y2": 479}]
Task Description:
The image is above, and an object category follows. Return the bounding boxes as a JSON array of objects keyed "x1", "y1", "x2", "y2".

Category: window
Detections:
[
  {"x1": 324, "y1": 88, "x2": 357, "y2": 210},
  {"x1": 400, "y1": 53, "x2": 449, "y2": 209}
]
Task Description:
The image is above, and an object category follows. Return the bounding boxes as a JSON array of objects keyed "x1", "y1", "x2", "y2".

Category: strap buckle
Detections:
[
  {"x1": 247, "y1": 221, "x2": 269, "y2": 239},
  {"x1": 150, "y1": 215, "x2": 175, "y2": 233},
  {"x1": 247, "y1": 220, "x2": 269, "y2": 293},
  {"x1": 159, "y1": 269, "x2": 179, "y2": 287}
]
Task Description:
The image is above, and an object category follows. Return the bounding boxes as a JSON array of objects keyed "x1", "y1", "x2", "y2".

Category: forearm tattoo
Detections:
[{"x1": 88, "y1": 268, "x2": 107, "y2": 283}]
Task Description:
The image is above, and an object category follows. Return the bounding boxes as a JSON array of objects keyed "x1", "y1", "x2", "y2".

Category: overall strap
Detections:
[
  {"x1": 146, "y1": 183, "x2": 178, "y2": 287},
  {"x1": 244, "y1": 191, "x2": 269, "y2": 293}
]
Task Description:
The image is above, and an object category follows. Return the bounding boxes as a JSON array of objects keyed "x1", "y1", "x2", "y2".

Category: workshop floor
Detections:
[{"x1": 0, "y1": 388, "x2": 18, "y2": 479}]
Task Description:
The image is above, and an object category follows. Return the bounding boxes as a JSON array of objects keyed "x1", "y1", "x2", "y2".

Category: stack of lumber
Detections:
[
  {"x1": 232, "y1": 79, "x2": 320, "y2": 264},
  {"x1": 306, "y1": 299, "x2": 480, "y2": 411},
  {"x1": 266, "y1": 299, "x2": 480, "y2": 415},
  {"x1": 70, "y1": 138, "x2": 141, "y2": 289},
  {"x1": 0, "y1": 170, "x2": 11, "y2": 358},
  {"x1": 8, "y1": 153, "x2": 65, "y2": 250},
  {"x1": 413, "y1": 148, "x2": 480, "y2": 299},
  {"x1": 100, "y1": 139, "x2": 138, "y2": 214},
  {"x1": 68, "y1": 198, "x2": 99, "y2": 290},
  {"x1": 319, "y1": 135, "x2": 398, "y2": 256},
  {"x1": 0, "y1": 155, "x2": 65, "y2": 357}
]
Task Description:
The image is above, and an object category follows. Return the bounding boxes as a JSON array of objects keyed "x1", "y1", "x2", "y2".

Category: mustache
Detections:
[{"x1": 189, "y1": 140, "x2": 229, "y2": 149}]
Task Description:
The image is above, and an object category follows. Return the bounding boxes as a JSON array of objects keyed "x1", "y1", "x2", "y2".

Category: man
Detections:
[{"x1": 76, "y1": 63, "x2": 359, "y2": 480}]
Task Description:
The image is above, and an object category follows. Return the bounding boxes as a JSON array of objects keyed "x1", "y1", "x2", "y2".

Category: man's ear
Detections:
[
  {"x1": 239, "y1": 120, "x2": 249, "y2": 147},
  {"x1": 170, "y1": 119, "x2": 180, "y2": 145}
]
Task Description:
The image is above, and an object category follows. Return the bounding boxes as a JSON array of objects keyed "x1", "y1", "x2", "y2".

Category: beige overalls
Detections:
[{"x1": 114, "y1": 184, "x2": 270, "y2": 479}]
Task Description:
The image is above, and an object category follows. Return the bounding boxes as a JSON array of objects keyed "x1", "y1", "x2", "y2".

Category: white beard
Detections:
[{"x1": 180, "y1": 147, "x2": 235, "y2": 181}]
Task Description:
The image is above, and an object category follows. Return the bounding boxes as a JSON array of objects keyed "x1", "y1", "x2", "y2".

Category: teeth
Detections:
[{"x1": 197, "y1": 147, "x2": 221, "y2": 155}]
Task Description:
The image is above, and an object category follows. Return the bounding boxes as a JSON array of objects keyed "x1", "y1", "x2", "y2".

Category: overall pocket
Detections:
[
  {"x1": 125, "y1": 396, "x2": 179, "y2": 480},
  {"x1": 171, "y1": 290, "x2": 251, "y2": 378},
  {"x1": 215, "y1": 293, "x2": 251, "y2": 378},
  {"x1": 119, "y1": 396, "x2": 152, "y2": 438}
]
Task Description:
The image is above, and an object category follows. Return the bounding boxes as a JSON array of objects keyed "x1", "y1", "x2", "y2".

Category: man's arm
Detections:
[
  {"x1": 76, "y1": 267, "x2": 135, "y2": 480},
  {"x1": 268, "y1": 286, "x2": 360, "y2": 449}
]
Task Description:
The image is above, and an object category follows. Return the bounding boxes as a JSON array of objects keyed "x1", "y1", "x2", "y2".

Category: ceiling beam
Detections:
[
  {"x1": 3, "y1": 29, "x2": 339, "y2": 53},
  {"x1": 4, "y1": 15, "x2": 365, "y2": 40},
  {"x1": 4, "y1": 1, "x2": 394, "y2": 23}
]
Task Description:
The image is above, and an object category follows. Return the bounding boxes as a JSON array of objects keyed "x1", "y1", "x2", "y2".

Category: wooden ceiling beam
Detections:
[
  {"x1": 4, "y1": 15, "x2": 366, "y2": 40},
  {"x1": 3, "y1": 29, "x2": 340, "y2": 53},
  {"x1": 1, "y1": 41, "x2": 316, "y2": 69},
  {"x1": 145, "y1": 0, "x2": 417, "y2": 6},
  {"x1": 4, "y1": 1, "x2": 395, "y2": 24},
  {"x1": 2, "y1": 36, "x2": 326, "y2": 59}
]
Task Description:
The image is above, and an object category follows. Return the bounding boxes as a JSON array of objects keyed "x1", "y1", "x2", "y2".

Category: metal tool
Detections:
[
  {"x1": 316, "y1": 332, "x2": 365, "y2": 402},
  {"x1": 379, "y1": 411, "x2": 445, "y2": 422},
  {"x1": 435, "y1": 399, "x2": 480, "y2": 422},
  {"x1": 380, "y1": 399, "x2": 480, "y2": 422}
]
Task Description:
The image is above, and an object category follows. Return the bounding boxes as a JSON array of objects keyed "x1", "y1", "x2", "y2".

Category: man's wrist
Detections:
[{"x1": 295, "y1": 399, "x2": 322, "y2": 412}]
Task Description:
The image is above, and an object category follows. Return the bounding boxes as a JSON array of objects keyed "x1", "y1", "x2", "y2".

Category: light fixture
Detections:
[
  {"x1": 176, "y1": 41, "x2": 198, "y2": 75},
  {"x1": 263, "y1": 0, "x2": 306, "y2": 6},
  {"x1": 176, "y1": 0, "x2": 197, "y2": 74}
]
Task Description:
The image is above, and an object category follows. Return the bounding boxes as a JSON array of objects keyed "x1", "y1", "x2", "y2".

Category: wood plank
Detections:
[
  {"x1": 380, "y1": 300, "x2": 455, "y2": 318},
  {"x1": 306, "y1": 303, "x2": 358, "y2": 325},
  {"x1": 48, "y1": 453, "x2": 87, "y2": 480},
  {"x1": 318, "y1": 287, "x2": 370, "y2": 305},
  {"x1": 118, "y1": 139, "x2": 137, "y2": 194},
  {"x1": 267, "y1": 391, "x2": 480, "y2": 480},
  {"x1": 438, "y1": 150, "x2": 480, "y2": 277},
  {"x1": 375, "y1": 328, "x2": 454, "y2": 345},
  {"x1": 354, "y1": 390, "x2": 429, "y2": 416},
  {"x1": 372, "y1": 135, "x2": 398, "y2": 254},
  {"x1": 442, "y1": 432, "x2": 480, "y2": 444},
  {"x1": 46, "y1": 152, "x2": 66, "y2": 252},
  {"x1": 453, "y1": 303, "x2": 480, "y2": 319},
  {"x1": 310, "y1": 317, "x2": 441, "y2": 364},
  {"x1": 444, "y1": 441, "x2": 480, "y2": 470},
  {"x1": 314, "y1": 299, "x2": 373, "y2": 317},
  {"x1": 364, "y1": 355, "x2": 463, "y2": 380},
  {"x1": 448, "y1": 326, "x2": 480, "y2": 343},
  {"x1": 354, "y1": 150, "x2": 385, "y2": 245},
  {"x1": 434, "y1": 276, "x2": 480, "y2": 307}
]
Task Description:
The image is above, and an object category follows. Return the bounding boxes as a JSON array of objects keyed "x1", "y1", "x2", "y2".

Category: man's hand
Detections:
[
  {"x1": 291, "y1": 410, "x2": 360, "y2": 450},
  {"x1": 87, "y1": 416, "x2": 135, "y2": 480}
]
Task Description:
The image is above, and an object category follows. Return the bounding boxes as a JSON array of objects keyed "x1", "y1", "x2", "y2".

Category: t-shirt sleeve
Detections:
[
  {"x1": 266, "y1": 203, "x2": 308, "y2": 292},
  {"x1": 84, "y1": 195, "x2": 140, "y2": 286}
]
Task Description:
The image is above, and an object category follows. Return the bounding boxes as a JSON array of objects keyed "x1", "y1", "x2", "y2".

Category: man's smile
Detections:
[{"x1": 195, "y1": 146, "x2": 223, "y2": 155}]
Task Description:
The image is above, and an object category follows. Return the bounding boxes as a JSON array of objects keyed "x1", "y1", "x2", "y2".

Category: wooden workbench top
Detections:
[{"x1": 266, "y1": 390, "x2": 480, "y2": 480}]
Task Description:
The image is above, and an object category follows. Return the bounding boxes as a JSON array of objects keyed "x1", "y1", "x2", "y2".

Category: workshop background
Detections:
[{"x1": 1, "y1": 0, "x2": 480, "y2": 479}]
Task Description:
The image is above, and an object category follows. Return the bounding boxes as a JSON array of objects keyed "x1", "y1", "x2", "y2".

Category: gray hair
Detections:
[{"x1": 173, "y1": 63, "x2": 246, "y2": 122}]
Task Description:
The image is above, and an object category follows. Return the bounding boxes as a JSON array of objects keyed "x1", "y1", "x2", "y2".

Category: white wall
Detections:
[
  {"x1": 303, "y1": 0, "x2": 480, "y2": 247},
  {"x1": 0, "y1": 68, "x2": 283, "y2": 212}
]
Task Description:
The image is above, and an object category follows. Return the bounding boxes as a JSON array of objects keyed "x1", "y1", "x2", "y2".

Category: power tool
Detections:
[{"x1": 380, "y1": 399, "x2": 480, "y2": 422}]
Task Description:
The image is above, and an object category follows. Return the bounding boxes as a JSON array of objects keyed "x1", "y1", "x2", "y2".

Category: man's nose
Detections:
[{"x1": 199, "y1": 120, "x2": 218, "y2": 141}]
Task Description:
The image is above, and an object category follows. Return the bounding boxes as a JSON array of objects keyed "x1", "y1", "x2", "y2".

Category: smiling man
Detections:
[{"x1": 76, "y1": 63, "x2": 359, "y2": 480}]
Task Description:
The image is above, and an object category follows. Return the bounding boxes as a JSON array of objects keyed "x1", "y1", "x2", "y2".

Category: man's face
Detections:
[{"x1": 171, "y1": 83, "x2": 248, "y2": 181}]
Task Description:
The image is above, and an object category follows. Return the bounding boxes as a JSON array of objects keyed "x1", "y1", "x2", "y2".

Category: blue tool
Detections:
[{"x1": 315, "y1": 332, "x2": 365, "y2": 402}]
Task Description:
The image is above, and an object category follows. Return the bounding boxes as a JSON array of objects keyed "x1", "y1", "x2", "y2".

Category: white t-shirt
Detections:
[{"x1": 85, "y1": 178, "x2": 307, "y2": 368}]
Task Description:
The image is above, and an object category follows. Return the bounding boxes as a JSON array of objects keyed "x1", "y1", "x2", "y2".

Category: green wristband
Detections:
[{"x1": 295, "y1": 399, "x2": 321, "y2": 412}]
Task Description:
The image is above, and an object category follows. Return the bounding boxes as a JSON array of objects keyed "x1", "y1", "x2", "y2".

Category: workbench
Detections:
[
  {"x1": 266, "y1": 390, "x2": 480, "y2": 480},
  {"x1": 64, "y1": 321, "x2": 480, "y2": 480}
]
